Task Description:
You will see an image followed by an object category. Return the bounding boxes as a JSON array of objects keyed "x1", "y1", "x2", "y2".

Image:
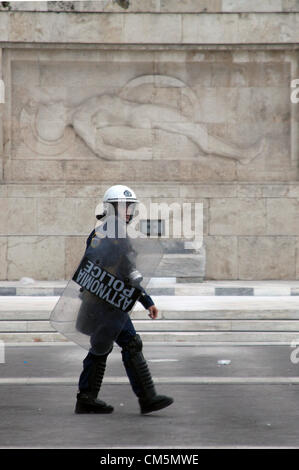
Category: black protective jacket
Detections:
[{"x1": 86, "y1": 229, "x2": 154, "y2": 309}]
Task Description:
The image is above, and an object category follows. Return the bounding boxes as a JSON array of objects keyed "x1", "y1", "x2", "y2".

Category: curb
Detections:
[{"x1": 1, "y1": 285, "x2": 299, "y2": 297}]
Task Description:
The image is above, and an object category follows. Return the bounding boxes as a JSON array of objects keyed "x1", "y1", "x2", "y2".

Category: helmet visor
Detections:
[{"x1": 105, "y1": 201, "x2": 137, "y2": 222}]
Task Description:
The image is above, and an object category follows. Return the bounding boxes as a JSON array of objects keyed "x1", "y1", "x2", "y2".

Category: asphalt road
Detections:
[{"x1": 0, "y1": 342, "x2": 299, "y2": 450}]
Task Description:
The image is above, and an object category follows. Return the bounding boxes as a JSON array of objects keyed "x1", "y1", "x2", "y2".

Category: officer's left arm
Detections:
[
  {"x1": 148, "y1": 305, "x2": 158, "y2": 319},
  {"x1": 139, "y1": 290, "x2": 158, "y2": 319}
]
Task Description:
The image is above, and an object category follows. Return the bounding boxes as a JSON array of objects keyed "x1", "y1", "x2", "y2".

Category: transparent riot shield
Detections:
[{"x1": 50, "y1": 215, "x2": 163, "y2": 354}]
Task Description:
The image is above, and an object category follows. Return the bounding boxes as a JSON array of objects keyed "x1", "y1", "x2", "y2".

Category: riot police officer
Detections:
[{"x1": 75, "y1": 185, "x2": 174, "y2": 415}]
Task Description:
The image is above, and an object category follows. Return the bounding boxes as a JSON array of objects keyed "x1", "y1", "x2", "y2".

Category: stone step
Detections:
[
  {"x1": 3, "y1": 308, "x2": 299, "y2": 320},
  {"x1": 1, "y1": 331, "x2": 299, "y2": 344},
  {"x1": 1, "y1": 295, "x2": 299, "y2": 343},
  {"x1": 131, "y1": 319, "x2": 299, "y2": 332},
  {"x1": 2, "y1": 295, "x2": 299, "y2": 309},
  {"x1": 2, "y1": 280, "x2": 299, "y2": 297},
  {"x1": 2, "y1": 297, "x2": 299, "y2": 320},
  {"x1": 141, "y1": 332, "x2": 299, "y2": 342},
  {"x1": 2, "y1": 319, "x2": 299, "y2": 333},
  {"x1": 133, "y1": 310, "x2": 299, "y2": 320}
]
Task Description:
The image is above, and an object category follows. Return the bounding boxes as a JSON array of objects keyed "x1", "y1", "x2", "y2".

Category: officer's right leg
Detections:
[
  {"x1": 116, "y1": 319, "x2": 173, "y2": 414},
  {"x1": 75, "y1": 342, "x2": 114, "y2": 414}
]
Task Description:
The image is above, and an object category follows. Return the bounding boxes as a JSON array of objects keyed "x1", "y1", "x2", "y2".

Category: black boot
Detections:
[
  {"x1": 122, "y1": 334, "x2": 173, "y2": 414},
  {"x1": 75, "y1": 351, "x2": 114, "y2": 414}
]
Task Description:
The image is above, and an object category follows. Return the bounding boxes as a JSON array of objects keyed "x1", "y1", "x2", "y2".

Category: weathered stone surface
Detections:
[
  {"x1": 0, "y1": 197, "x2": 36, "y2": 235},
  {"x1": 288, "y1": 184, "x2": 299, "y2": 198},
  {"x1": 59, "y1": 159, "x2": 238, "y2": 182},
  {"x1": 65, "y1": 236, "x2": 86, "y2": 279},
  {"x1": 9, "y1": 11, "x2": 37, "y2": 42},
  {"x1": 6, "y1": 184, "x2": 66, "y2": 198},
  {"x1": 182, "y1": 13, "x2": 299, "y2": 44},
  {"x1": 262, "y1": 185, "x2": 291, "y2": 198},
  {"x1": 7, "y1": 49, "x2": 293, "y2": 183},
  {"x1": 59, "y1": 1, "x2": 159, "y2": 13},
  {"x1": 155, "y1": 252, "x2": 206, "y2": 278},
  {"x1": 209, "y1": 198, "x2": 266, "y2": 236},
  {"x1": 0, "y1": 2, "x2": 47, "y2": 11},
  {"x1": 0, "y1": 12, "x2": 9, "y2": 40},
  {"x1": 123, "y1": 13, "x2": 182, "y2": 44},
  {"x1": 37, "y1": 198, "x2": 97, "y2": 236},
  {"x1": 236, "y1": 185, "x2": 264, "y2": 198},
  {"x1": 47, "y1": 2, "x2": 77, "y2": 12},
  {"x1": 267, "y1": 198, "x2": 299, "y2": 235},
  {"x1": 295, "y1": 238, "x2": 299, "y2": 279},
  {"x1": 4, "y1": 160, "x2": 65, "y2": 182},
  {"x1": 0, "y1": 7, "x2": 298, "y2": 281},
  {"x1": 1, "y1": 0, "x2": 298, "y2": 13},
  {"x1": 7, "y1": 236, "x2": 65, "y2": 280},
  {"x1": 282, "y1": 0, "x2": 299, "y2": 11},
  {"x1": 0, "y1": 11, "x2": 299, "y2": 44},
  {"x1": 222, "y1": 0, "x2": 283, "y2": 12},
  {"x1": 205, "y1": 236, "x2": 238, "y2": 279},
  {"x1": 179, "y1": 184, "x2": 237, "y2": 198},
  {"x1": 160, "y1": 0, "x2": 222, "y2": 12},
  {"x1": 236, "y1": 168, "x2": 297, "y2": 182},
  {"x1": 238, "y1": 236, "x2": 296, "y2": 280},
  {"x1": 0, "y1": 237, "x2": 7, "y2": 279}
]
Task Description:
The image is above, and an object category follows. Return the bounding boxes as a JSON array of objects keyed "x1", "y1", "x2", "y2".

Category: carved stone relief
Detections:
[
  {"x1": 19, "y1": 73, "x2": 267, "y2": 165},
  {"x1": 6, "y1": 50, "x2": 294, "y2": 183},
  {"x1": 1, "y1": 49, "x2": 298, "y2": 281},
  {"x1": 20, "y1": 101, "x2": 75, "y2": 156}
]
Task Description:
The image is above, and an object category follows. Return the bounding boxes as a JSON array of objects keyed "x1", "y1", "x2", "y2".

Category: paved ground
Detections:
[{"x1": 1, "y1": 342, "x2": 299, "y2": 449}]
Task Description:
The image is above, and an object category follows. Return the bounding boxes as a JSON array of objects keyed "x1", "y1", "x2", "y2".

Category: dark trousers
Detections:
[{"x1": 78, "y1": 316, "x2": 142, "y2": 396}]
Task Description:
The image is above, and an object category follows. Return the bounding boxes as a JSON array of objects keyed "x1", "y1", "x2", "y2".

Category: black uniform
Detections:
[{"x1": 75, "y1": 229, "x2": 174, "y2": 414}]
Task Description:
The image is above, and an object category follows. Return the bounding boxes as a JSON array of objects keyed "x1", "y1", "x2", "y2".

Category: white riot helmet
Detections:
[{"x1": 96, "y1": 185, "x2": 139, "y2": 223}]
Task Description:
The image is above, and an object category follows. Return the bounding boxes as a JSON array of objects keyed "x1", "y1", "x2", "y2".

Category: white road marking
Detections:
[
  {"x1": 1, "y1": 376, "x2": 299, "y2": 385},
  {"x1": 148, "y1": 359, "x2": 179, "y2": 362}
]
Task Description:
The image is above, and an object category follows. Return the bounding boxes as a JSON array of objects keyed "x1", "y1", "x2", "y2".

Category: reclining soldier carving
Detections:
[{"x1": 20, "y1": 74, "x2": 266, "y2": 165}]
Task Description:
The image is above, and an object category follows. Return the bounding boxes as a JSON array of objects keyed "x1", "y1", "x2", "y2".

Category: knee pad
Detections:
[
  {"x1": 89, "y1": 343, "x2": 113, "y2": 357},
  {"x1": 122, "y1": 334, "x2": 143, "y2": 356}
]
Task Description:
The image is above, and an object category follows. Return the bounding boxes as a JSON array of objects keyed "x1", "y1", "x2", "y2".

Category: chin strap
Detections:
[{"x1": 96, "y1": 211, "x2": 107, "y2": 220}]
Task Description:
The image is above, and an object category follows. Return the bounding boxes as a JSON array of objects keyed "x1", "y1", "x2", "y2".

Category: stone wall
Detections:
[
  {"x1": 1, "y1": 1, "x2": 299, "y2": 13},
  {"x1": 0, "y1": 1, "x2": 299, "y2": 280}
]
